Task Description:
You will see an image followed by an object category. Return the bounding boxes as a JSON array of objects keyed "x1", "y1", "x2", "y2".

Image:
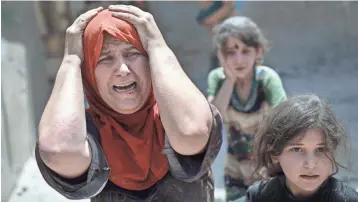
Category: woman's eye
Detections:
[
  {"x1": 124, "y1": 52, "x2": 140, "y2": 58},
  {"x1": 98, "y1": 56, "x2": 113, "y2": 62}
]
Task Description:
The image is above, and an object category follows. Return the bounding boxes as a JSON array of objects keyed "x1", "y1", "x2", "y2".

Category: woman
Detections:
[
  {"x1": 207, "y1": 16, "x2": 287, "y2": 201},
  {"x1": 36, "y1": 5, "x2": 223, "y2": 202}
]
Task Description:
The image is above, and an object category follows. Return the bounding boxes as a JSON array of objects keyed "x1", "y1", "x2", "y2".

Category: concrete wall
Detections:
[
  {"x1": 242, "y1": 1, "x2": 358, "y2": 76},
  {"x1": 1, "y1": 39, "x2": 34, "y2": 201},
  {"x1": 148, "y1": 1, "x2": 213, "y2": 94},
  {"x1": 1, "y1": 1, "x2": 50, "y2": 201},
  {"x1": 2, "y1": 1, "x2": 50, "y2": 129}
]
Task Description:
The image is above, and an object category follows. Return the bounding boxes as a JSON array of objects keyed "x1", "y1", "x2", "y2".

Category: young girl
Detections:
[
  {"x1": 247, "y1": 94, "x2": 358, "y2": 202},
  {"x1": 207, "y1": 16, "x2": 287, "y2": 201}
]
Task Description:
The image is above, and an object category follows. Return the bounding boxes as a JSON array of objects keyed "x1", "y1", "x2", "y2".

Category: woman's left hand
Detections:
[{"x1": 109, "y1": 5, "x2": 167, "y2": 51}]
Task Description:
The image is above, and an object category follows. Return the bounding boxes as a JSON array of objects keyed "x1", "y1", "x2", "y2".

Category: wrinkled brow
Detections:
[{"x1": 100, "y1": 41, "x2": 137, "y2": 56}]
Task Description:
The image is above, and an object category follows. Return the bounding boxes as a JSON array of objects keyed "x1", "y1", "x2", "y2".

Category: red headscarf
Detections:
[{"x1": 82, "y1": 9, "x2": 168, "y2": 190}]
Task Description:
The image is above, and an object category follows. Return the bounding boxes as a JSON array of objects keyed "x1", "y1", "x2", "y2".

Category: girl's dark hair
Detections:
[
  {"x1": 254, "y1": 94, "x2": 347, "y2": 177},
  {"x1": 212, "y1": 16, "x2": 269, "y2": 61}
]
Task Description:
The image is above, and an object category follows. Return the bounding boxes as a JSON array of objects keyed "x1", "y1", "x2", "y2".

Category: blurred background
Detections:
[{"x1": 1, "y1": 1, "x2": 358, "y2": 202}]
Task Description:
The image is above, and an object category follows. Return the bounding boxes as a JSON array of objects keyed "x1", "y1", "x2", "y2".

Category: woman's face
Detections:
[
  {"x1": 94, "y1": 34, "x2": 151, "y2": 114},
  {"x1": 273, "y1": 128, "x2": 333, "y2": 197},
  {"x1": 218, "y1": 35, "x2": 262, "y2": 79}
]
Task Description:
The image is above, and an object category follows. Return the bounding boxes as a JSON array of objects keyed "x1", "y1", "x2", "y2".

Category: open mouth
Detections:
[
  {"x1": 112, "y1": 82, "x2": 136, "y2": 92},
  {"x1": 300, "y1": 175, "x2": 319, "y2": 180},
  {"x1": 235, "y1": 67, "x2": 246, "y2": 71}
]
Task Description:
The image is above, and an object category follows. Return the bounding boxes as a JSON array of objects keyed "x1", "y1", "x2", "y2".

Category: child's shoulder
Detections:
[
  {"x1": 328, "y1": 177, "x2": 358, "y2": 201},
  {"x1": 255, "y1": 65, "x2": 280, "y2": 80},
  {"x1": 246, "y1": 176, "x2": 283, "y2": 201},
  {"x1": 208, "y1": 67, "x2": 225, "y2": 77},
  {"x1": 246, "y1": 176, "x2": 358, "y2": 202}
]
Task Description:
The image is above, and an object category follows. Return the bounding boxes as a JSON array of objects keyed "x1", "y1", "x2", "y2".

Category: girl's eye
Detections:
[
  {"x1": 316, "y1": 147, "x2": 327, "y2": 152},
  {"x1": 226, "y1": 52, "x2": 235, "y2": 56},
  {"x1": 290, "y1": 147, "x2": 303, "y2": 152},
  {"x1": 225, "y1": 51, "x2": 235, "y2": 56}
]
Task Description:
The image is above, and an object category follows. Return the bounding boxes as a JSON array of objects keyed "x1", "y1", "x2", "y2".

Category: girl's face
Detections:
[
  {"x1": 272, "y1": 128, "x2": 334, "y2": 197},
  {"x1": 218, "y1": 36, "x2": 262, "y2": 79}
]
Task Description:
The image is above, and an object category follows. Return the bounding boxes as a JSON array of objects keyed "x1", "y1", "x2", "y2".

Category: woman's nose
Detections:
[{"x1": 115, "y1": 63, "x2": 130, "y2": 77}]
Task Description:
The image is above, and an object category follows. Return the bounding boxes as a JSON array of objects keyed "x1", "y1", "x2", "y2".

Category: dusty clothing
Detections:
[
  {"x1": 246, "y1": 175, "x2": 358, "y2": 202},
  {"x1": 207, "y1": 66, "x2": 287, "y2": 201},
  {"x1": 35, "y1": 104, "x2": 223, "y2": 202}
]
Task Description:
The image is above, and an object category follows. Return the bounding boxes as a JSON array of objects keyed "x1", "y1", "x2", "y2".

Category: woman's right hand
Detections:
[{"x1": 64, "y1": 7, "x2": 104, "y2": 61}]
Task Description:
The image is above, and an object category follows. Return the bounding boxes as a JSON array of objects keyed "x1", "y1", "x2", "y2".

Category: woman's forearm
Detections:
[
  {"x1": 212, "y1": 78, "x2": 235, "y2": 116},
  {"x1": 38, "y1": 55, "x2": 90, "y2": 170},
  {"x1": 147, "y1": 45, "x2": 212, "y2": 155}
]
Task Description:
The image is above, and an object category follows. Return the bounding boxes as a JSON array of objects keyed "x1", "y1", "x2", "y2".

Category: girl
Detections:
[
  {"x1": 207, "y1": 16, "x2": 287, "y2": 201},
  {"x1": 247, "y1": 94, "x2": 358, "y2": 202}
]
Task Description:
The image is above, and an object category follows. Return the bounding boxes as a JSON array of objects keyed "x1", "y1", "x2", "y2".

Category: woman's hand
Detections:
[
  {"x1": 64, "y1": 6, "x2": 103, "y2": 61},
  {"x1": 109, "y1": 4, "x2": 167, "y2": 51}
]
